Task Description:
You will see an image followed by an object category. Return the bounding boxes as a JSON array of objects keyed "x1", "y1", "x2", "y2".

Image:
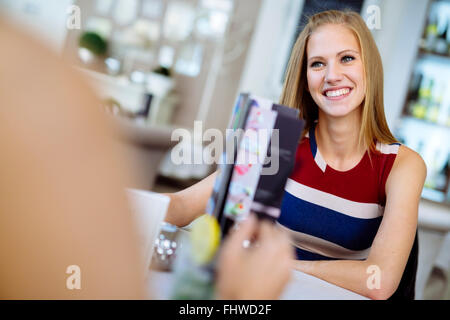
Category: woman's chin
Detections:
[{"x1": 319, "y1": 103, "x2": 360, "y2": 118}]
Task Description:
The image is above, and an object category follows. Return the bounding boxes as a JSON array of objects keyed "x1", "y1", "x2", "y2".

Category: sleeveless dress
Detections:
[{"x1": 277, "y1": 123, "x2": 418, "y2": 299}]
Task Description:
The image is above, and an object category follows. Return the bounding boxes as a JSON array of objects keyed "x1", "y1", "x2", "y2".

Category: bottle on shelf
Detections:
[
  {"x1": 424, "y1": 10, "x2": 438, "y2": 51},
  {"x1": 416, "y1": 140, "x2": 425, "y2": 156},
  {"x1": 411, "y1": 76, "x2": 433, "y2": 119},
  {"x1": 435, "y1": 80, "x2": 450, "y2": 126},
  {"x1": 424, "y1": 149, "x2": 440, "y2": 190},
  {"x1": 426, "y1": 79, "x2": 445, "y2": 123},
  {"x1": 435, "y1": 156, "x2": 449, "y2": 193},
  {"x1": 424, "y1": 149, "x2": 449, "y2": 194},
  {"x1": 407, "y1": 70, "x2": 422, "y2": 104},
  {"x1": 406, "y1": 71, "x2": 420, "y2": 118},
  {"x1": 445, "y1": 156, "x2": 450, "y2": 202},
  {"x1": 434, "y1": 14, "x2": 449, "y2": 54},
  {"x1": 447, "y1": 19, "x2": 450, "y2": 56}
]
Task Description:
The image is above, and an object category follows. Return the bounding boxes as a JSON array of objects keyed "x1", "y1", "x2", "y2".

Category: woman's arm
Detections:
[
  {"x1": 163, "y1": 171, "x2": 217, "y2": 227},
  {"x1": 292, "y1": 146, "x2": 426, "y2": 299}
]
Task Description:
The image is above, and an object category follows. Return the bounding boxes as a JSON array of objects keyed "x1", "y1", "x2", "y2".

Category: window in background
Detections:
[
  {"x1": 195, "y1": 0, "x2": 233, "y2": 39},
  {"x1": 175, "y1": 43, "x2": 203, "y2": 77},
  {"x1": 161, "y1": 0, "x2": 233, "y2": 77},
  {"x1": 163, "y1": 1, "x2": 196, "y2": 42},
  {"x1": 134, "y1": 19, "x2": 160, "y2": 45},
  {"x1": 85, "y1": 16, "x2": 113, "y2": 40},
  {"x1": 60, "y1": 0, "x2": 242, "y2": 131},
  {"x1": 142, "y1": 0, "x2": 163, "y2": 19},
  {"x1": 0, "y1": 0, "x2": 74, "y2": 53},
  {"x1": 159, "y1": 45, "x2": 175, "y2": 69},
  {"x1": 196, "y1": 9, "x2": 229, "y2": 39},
  {"x1": 112, "y1": 0, "x2": 139, "y2": 26},
  {"x1": 95, "y1": 0, "x2": 114, "y2": 15},
  {"x1": 200, "y1": 0, "x2": 233, "y2": 12}
]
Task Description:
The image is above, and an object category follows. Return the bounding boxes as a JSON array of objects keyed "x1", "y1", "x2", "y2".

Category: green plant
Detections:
[{"x1": 79, "y1": 32, "x2": 108, "y2": 56}]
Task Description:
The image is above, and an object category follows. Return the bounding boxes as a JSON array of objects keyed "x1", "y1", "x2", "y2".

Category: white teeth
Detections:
[{"x1": 325, "y1": 88, "x2": 350, "y2": 97}]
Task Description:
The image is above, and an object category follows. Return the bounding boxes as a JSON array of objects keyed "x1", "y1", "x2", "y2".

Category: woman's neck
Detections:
[{"x1": 315, "y1": 110, "x2": 366, "y2": 170}]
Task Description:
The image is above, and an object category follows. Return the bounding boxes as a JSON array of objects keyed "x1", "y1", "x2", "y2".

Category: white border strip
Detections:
[
  {"x1": 285, "y1": 178, "x2": 384, "y2": 219},
  {"x1": 277, "y1": 223, "x2": 371, "y2": 260},
  {"x1": 376, "y1": 141, "x2": 400, "y2": 154},
  {"x1": 314, "y1": 149, "x2": 327, "y2": 172}
]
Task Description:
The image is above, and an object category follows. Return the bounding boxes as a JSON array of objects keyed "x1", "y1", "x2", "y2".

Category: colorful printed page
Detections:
[{"x1": 223, "y1": 105, "x2": 277, "y2": 223}]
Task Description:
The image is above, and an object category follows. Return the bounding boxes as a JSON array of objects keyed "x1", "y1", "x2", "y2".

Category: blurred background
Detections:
[{"x1": 0, "y1": 0, "x2": 449, "y2": 300}]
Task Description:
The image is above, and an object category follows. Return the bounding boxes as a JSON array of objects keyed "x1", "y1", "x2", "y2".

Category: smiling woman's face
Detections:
[{"x1": 306, "y1": 23, "x2": 365, "y2": 118}]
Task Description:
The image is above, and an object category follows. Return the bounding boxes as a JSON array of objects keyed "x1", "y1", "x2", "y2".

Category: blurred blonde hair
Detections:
[{"x1": 280, "y1": 10, "x2": 397, "y2": 152}]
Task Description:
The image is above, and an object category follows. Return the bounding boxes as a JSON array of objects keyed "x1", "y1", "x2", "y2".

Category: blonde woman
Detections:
[{"x1": 165, "y1": 10, "x2": 426, "y2": 300}]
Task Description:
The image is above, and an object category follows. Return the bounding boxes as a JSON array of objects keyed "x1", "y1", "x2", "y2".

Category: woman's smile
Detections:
[{"x1": 322, "y1": 86, "x2": 353, "y2": 100}]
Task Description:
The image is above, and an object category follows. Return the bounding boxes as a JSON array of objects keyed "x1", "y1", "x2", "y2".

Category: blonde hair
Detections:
[{"x1": 280, "y1": 10, "x2": 397, "y2": 152}]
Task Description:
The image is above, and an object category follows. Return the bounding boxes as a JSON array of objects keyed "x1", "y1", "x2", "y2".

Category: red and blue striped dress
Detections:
[
  {"x1": 277, "y1": 123, "x2": 418, "y2": 299},
  {"x1": 277, "y1": 124, "x2": 400, "y2": 261}
]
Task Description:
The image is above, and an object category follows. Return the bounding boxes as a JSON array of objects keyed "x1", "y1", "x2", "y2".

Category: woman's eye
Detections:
[
  {"x1": 310, "y1": 61, "x2": 324, "y2": 68},
  {"x1": 342, "y1": 55, "x2": 355, "y2": 63}
]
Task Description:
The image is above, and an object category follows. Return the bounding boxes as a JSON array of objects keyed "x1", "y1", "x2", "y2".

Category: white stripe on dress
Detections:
[
  {"x1": 376, "y1": 141, "x2": 400, "y2": 154},
  {"x1": 314, "y1": 148, "x2": 327, "y2": 172},
  {"x1": 285, "y1": 178, "x2": 384, "y2": 219}
]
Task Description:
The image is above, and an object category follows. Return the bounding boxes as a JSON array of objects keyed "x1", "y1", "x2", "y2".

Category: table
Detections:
[{"x1": 147, "y1": 269, "x2": 369, "y2": 300}]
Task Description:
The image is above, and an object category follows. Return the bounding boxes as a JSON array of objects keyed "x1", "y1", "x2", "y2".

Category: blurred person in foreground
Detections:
[{"x1": 0, "y1": 20, "x2": 292, "y2": 299}]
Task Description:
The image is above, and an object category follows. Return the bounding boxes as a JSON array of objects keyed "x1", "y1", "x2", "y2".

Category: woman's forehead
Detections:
[{"x1": 306, "y1": 24, "x2": 360, "y2": 57}]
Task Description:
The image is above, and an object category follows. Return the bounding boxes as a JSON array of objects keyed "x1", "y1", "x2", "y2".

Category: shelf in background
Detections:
[
  {"x1": 395, "y1": 117, "x2": 449, "y2": 207},
  {"x1": 417, "y1": 49, "x2": 450, "y2": 69},
  {"x1": 422, "y1": 187, "x2": 448, "y2": 205},
  {"x1": 400, "y1": 0, "x2": 450, "y2": 210},
  {"x1": 399, "y1": 115, "x2": 450, "y2": 132},
  {"x1": 418, "y1": 48, "x2": 450, "y2": 61}
]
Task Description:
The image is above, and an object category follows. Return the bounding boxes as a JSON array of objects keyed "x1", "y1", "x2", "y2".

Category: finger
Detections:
[
  {"x1": 257, "y1": 220, "x2": 277, "y2": 244},
  {"x1": 258, "y1": 222, "x2": 293, "y2": 260},
  {"x1": 270, "y1": 223, "x2": 291, "y2": 247},
  {"x1": 272, "y1": 225, "x2": 295, "y2": 258},
  {"x1": 225, "y1": 213, "x2": 258, "y2": 250}
]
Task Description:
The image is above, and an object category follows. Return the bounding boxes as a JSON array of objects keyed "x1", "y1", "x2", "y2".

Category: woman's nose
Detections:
[{"x1": 324, "y1": 62, "x2": 343, "y2": 83}]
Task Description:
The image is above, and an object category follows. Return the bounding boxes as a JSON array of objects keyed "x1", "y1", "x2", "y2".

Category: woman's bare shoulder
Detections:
[
  {"x1": 389, "y1": 144, "x2": 427, "y2": 185},
  {"x1": 397, "y1": 145, "x2": 426, "y2": 171}
]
